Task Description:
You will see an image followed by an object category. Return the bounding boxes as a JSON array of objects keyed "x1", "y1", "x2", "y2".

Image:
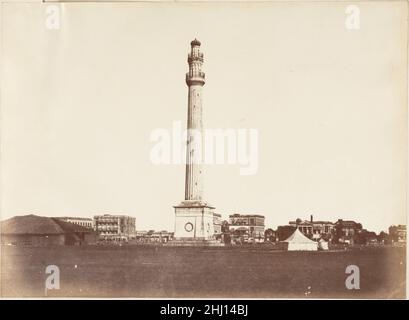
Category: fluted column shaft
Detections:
[{"x1": 185, "y1": 84, "x2": 204, "y2": 201}]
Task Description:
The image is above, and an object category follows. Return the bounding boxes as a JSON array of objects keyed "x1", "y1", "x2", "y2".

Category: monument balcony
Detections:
[{"x1": 186, "y1": 72, "x2": 205, "y2": 85}]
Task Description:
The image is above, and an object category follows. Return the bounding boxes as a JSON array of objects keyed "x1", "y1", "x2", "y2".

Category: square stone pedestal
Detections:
[{"x1": 169, "y1": 201, "x2": 224, "y2": 246}]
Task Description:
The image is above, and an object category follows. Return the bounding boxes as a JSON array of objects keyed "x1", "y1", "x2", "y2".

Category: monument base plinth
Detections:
[{"x1": 171, "y1": 200, "x2": 221, "y2": 245}]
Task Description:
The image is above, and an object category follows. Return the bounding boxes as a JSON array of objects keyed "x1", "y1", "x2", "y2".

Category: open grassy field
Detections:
[{"x1": 1, "y1": 245, "x2": 406, "y2": 298}]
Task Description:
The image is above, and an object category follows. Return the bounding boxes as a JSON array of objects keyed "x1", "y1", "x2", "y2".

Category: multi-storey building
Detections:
[
  {"x1": 59, "y1": 217, "x2": 94, "y2": 229},
  {"x1": 289, "y1": 215, "x2": 335, "y2": 240},
  {"x1": 213, "y1": 213, "x2": 222, "y2": 237},
  {"x1": 228, "y1": 214, "x2": 265, "y2": 238},
  {"x1": 93, "y1": 214, "x2": 136, "y2": 240},
  {"x1": 134, "y1": 230, "x2": 174, "y2": 243},
  {"x1": 334, "y1": 219, "x2": 363, "y2": 244}
]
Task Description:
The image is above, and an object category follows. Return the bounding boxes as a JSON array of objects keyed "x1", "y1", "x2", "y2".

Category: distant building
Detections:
[
  {"x1": 334, "y1": 219, "x2": 363, "y2": 244},
  {"x1": 278, "y1": 216, "x2": 368, "y2": 244},
  {"x1": 1, "y1": 215, "x2": 97, "y2": 246},
  {"x1": 289, "y1": 215, "x2": 335, "y2": 240},
  {"x1": 149, "y1": 231, "x2": 174, "y2": 243},
  {"x1": 213, "y1": 213, "x2": 222, "y2": 238},
  {"x1": 228, "y1": 214, "x2": 265, "y2": 238},
  {"x1": 59, "y1": 217, "x2": 94, "y2": 229},
  {"x1": 94, "y1": 214, "x2": 136, "y2": 240},
  {"x1": 135, "y1": 230, "x2": 148, "y2": 240},
  {"x1": 134, "y1": 230, "x2": 174, "y2": 243}
]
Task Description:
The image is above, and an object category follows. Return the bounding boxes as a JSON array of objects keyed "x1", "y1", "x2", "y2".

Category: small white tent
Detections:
[{"x1": 282, "y1": 228, "x2": 318, "y2": 251}]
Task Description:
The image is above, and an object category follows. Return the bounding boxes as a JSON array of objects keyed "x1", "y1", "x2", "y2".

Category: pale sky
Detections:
[{"x1": 1, "y1": 1, "x2": 407, "y2": 233}]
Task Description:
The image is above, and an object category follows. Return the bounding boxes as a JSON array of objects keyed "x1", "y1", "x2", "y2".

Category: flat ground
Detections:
[{"x1": 0, "y1": 245, "x2": 406, "y2": 298}]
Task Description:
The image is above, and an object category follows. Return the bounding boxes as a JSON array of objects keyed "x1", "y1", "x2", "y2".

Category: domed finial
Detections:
[{"x1": 191, "y1": 38, "x2": 201, "y2": 46}]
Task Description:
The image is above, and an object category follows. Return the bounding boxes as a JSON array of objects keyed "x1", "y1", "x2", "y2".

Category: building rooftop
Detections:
[
  {"x1": 59, "y1": 216, "x2": 93, "y2": 221},
  {"x1": 229, "y1": 214, "x2": 265, "y2": 218},
  {"x1": 1, "y1": 215, "x2": 94, "y2": 235},
  {"x1": 335, "y1": 219, "x2": 361, "y2": 226},
  {"x1": 289, "y1": 220, "x2": 334, "y2": 225},
  {"x1": 94, "y1": 214, "x2": 135, "y2": 219}
]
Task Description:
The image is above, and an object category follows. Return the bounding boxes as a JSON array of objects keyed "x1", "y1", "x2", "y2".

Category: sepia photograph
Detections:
[{"x1": 0, "y1": 0, "x2": 407, "y2": 301}]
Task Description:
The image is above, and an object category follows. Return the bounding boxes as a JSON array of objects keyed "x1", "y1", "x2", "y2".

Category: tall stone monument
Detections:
[{"x1": 173, "y1": 39, "x2": 218, "y2": 244}]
